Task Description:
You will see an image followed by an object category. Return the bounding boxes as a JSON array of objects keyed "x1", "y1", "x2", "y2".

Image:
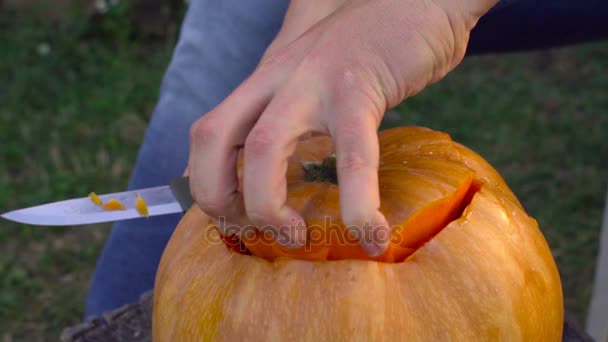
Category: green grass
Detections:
[
  {"x1": 0, "y1": 11, "x2": 172, "y2": 340},
  {"x1": 1, "y1": 10, "x2": 607, "y2": 340}
]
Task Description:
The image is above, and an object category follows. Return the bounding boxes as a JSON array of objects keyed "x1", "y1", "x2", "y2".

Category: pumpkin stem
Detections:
[{"x1": 302, "y1": 153, "x2": 338, "y2": 184}]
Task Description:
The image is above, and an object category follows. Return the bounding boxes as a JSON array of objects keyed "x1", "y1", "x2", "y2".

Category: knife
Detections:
[{"x1": 1, "y1": 177, "x2": 194, "y2": 226}]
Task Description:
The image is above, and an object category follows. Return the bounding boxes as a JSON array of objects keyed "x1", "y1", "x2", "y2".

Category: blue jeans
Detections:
[{"x1": 85, "y1": 0, "x2": 608, "y2": 317}]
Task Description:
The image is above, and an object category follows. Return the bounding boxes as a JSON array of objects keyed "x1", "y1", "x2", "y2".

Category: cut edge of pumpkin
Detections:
[
  {"x1": 385, "y1": 176, "x2": 480, "y2": 262},
  {"x1": 399, "y1": 178, "x2": 483, "y2": 263},
  {"x1": 217, "y1": 178, "x2": 483, "y2": 264}
]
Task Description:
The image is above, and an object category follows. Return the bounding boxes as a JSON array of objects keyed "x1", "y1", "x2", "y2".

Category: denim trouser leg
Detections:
[
  {"x1": 85, "y1": 0, "x2": 608, "y2": 317},
  {"x1": 84, "y1": 0, "x2": 289, "y2": 317}
]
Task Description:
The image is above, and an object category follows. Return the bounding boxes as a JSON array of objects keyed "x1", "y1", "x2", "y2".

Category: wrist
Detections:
[{"x1": 419, "y1": 0, "x2": 500, "y2": 69}]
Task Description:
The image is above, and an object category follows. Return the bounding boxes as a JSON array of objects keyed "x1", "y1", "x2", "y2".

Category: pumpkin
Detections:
[
  {"x1": 153, "y1": 126, "x2": 563, "y2": 341},
  {"x1": 135, "y1": 193, "x2": 150, "y2": 217},
  {"x1": 88, "y1": 192, "x2": 103, "y2": 206},
  {"x1": 101, "y1": 198, "x2": 126, "y2": 211}
]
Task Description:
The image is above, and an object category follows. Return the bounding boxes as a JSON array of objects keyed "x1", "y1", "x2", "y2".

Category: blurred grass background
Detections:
[{"x1": 0, "y1": 1, "x2": 607, "y2": 340}]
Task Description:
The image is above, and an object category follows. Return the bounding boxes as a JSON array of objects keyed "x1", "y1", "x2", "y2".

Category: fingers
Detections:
[
  {"x1": 190, "y1": 36, "x2": 389, "y2": 257},
  {"x1": 189, "y1": 76, "x2": 273, "y2": 230},
  {"x1": 330, "y1": 102, "x2": 390, "y2": 257},
  {"x1": 190, "y1": 70, "x2": 389, "y2": 256},
  {"x1": 242, "y1": 84, "x2": 321, "y2": 249},
  {"x1": 189, "y1": 32, "x2": 313, "y2": 235}
]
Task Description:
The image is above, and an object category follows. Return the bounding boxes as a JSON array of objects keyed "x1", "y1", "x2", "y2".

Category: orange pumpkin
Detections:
[{"x1": 153, "y1": 126, "x2": 563, "y2": 341}]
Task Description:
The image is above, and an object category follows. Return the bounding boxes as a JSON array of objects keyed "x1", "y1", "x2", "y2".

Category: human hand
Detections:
[{"x1": 188, "y1": 0, "x2": 499, "y2": 256}]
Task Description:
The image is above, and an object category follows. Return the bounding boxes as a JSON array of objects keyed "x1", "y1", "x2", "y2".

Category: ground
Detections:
[{"x1": 0, "y1": 8, "x2": 607, "y2": 341}]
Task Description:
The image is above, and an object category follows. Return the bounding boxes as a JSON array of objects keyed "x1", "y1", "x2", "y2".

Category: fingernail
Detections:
[
  {"x1": 361, "y1": 239, "x2": 388, "y2": 257},
  {"x1": 361, "y1": 228, "x2": 390, "y2": 257},
  {"x1": 361, "y1": 213, "x2": 391, "y2": 257}
]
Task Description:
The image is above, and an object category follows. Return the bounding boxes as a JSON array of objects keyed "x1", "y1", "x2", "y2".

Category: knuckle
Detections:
[
  {"x1": 327, "y1": 68, "x2": 385, "y2": 125},
  {"x1": 301, "y1": 57, "x2": 361, "y2": 95},
  {"x1": 258, "y1": 44, "x2": 295, "y2": 71},
  {"x1": 296, "y1": 47, "x2": 341, "y2": 86},
  {"x1": 337, "y1": 151, "x2": 370, "y2": 174},
  {"x1": 339, "y1": 88, "x2": 385, "y2": 125},
  {"x1": 332, "y1": 64, "x2": 364, "y2": 94},
  {"x1": 245, "y1": 126, "x2": 276, "y2": 157},
  {"x1": 299, "y1": 46, "x2": 325, "y2": 70},
  {"x1": 194, "y1": 193, "x2": 229, "y2": 218},
  {"x1": 190, "y1": 115, "x2": 220, "y2": 144},
  {"x1": 338, "y1": 152, "x2": 366, "y2": 172},
  {"x1": 328, "y1": 59, "x2": 372, "y2": 97},
  {"x1": 297, "y1": 49, "x2": 385, "y2": 122}
]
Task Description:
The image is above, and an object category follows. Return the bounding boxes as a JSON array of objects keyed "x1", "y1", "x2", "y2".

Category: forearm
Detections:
[{"x1": 429, "y1": 0, "x2": 502, "y2": 45}]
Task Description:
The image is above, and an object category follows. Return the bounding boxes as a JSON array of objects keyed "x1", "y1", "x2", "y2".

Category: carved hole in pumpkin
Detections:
[
  {"x1": 219, "y1": 179, "x2": 483, "y2": 262},
  {"x1": 452, "y1": 179, "x2": 482, "y2": 221},
  {"x1": 221, "y1": 234, "x2": 251, "y2": 255},
  {"x1": 401, "y1": 178, "x2": 482, "y2": 261}
]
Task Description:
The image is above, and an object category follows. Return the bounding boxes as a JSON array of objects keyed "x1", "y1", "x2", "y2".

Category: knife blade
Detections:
[{"x1": 1, "y1": 176, "x2": 193, "y2": 226}]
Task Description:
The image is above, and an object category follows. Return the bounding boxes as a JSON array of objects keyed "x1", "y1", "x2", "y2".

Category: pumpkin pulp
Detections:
[{"x1": 229, "y1": 127, "x2": 479, "y2": 263}]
